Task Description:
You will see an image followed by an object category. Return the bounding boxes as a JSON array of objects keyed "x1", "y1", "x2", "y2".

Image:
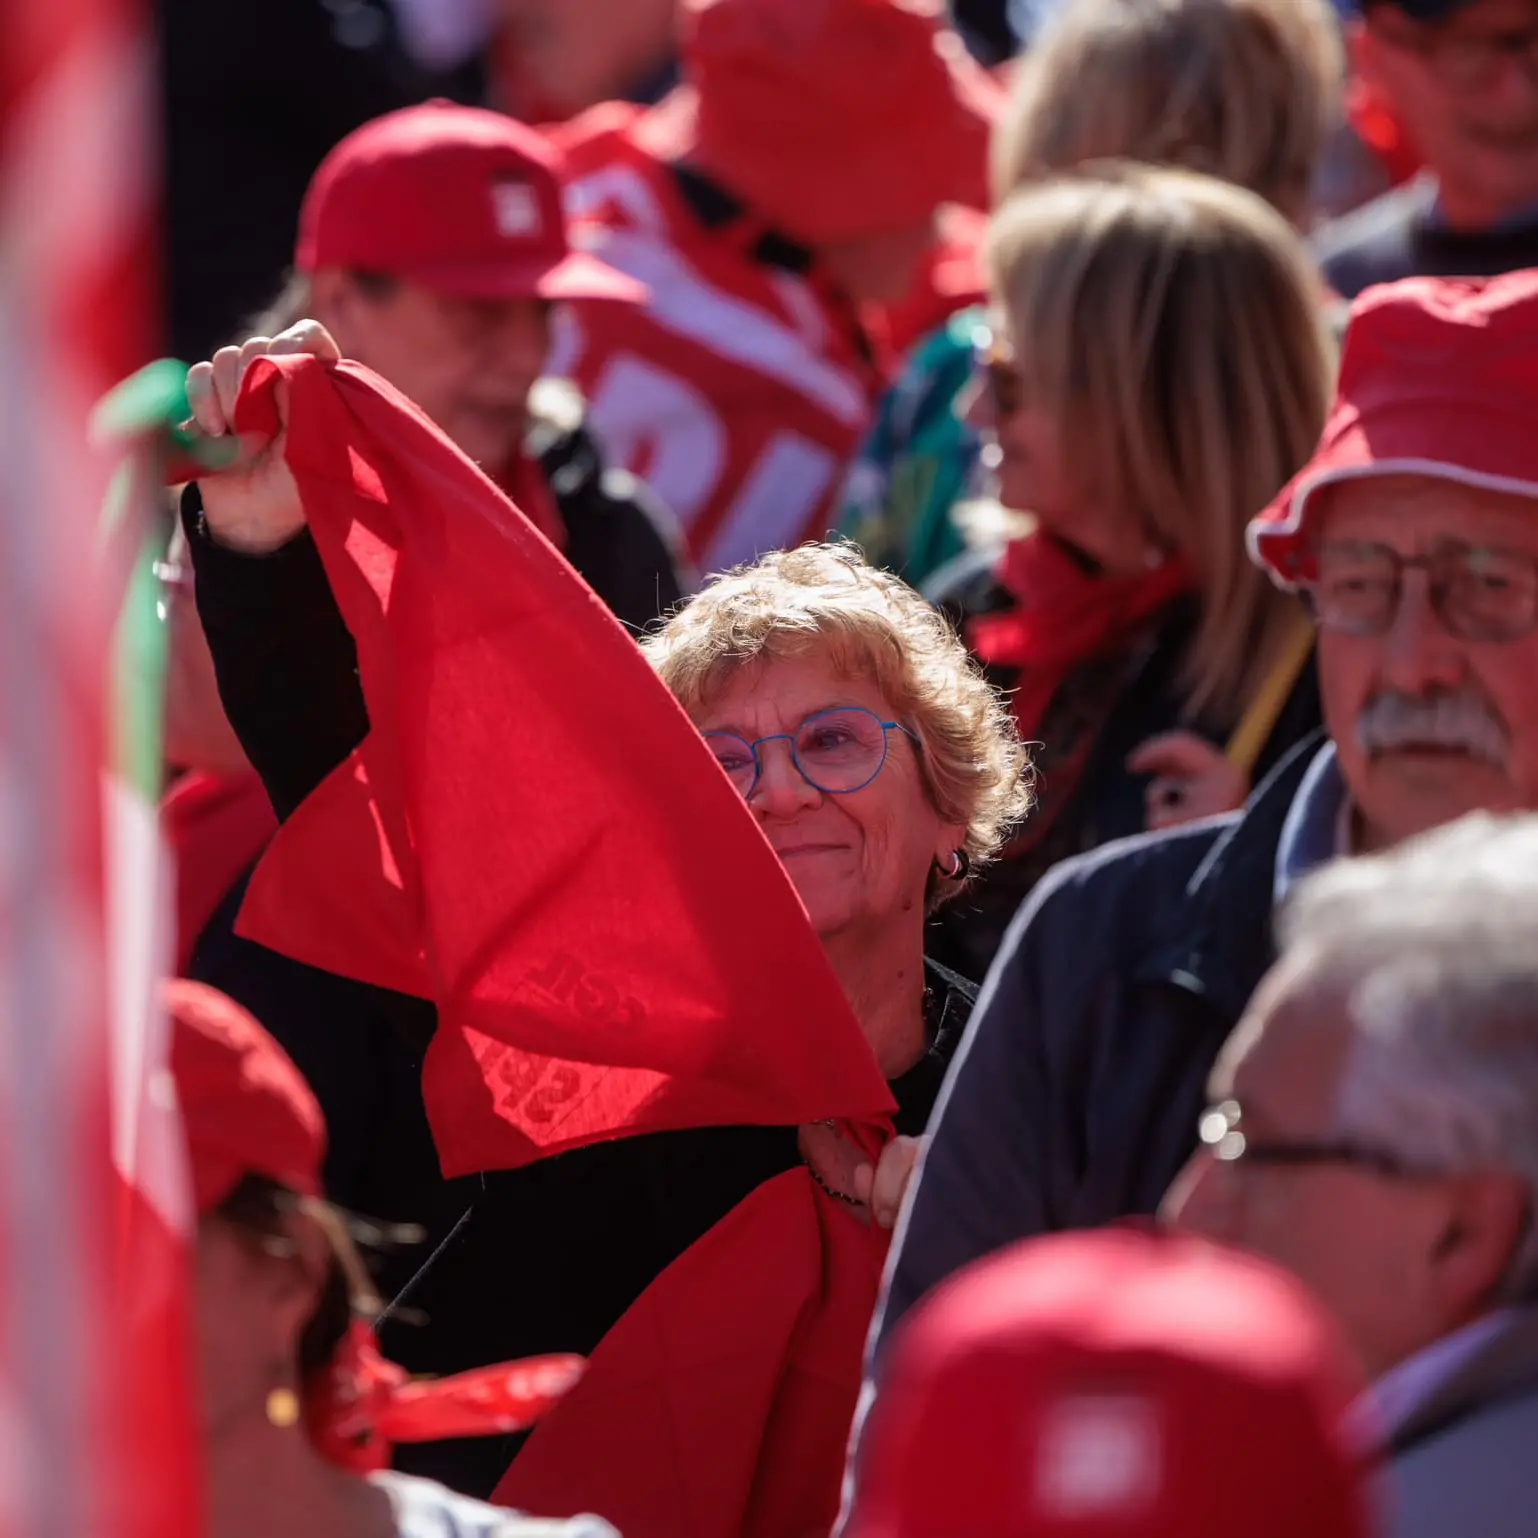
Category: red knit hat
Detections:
[
  {"x1": 166, "y1": 979, "x2": 326, "y2": 1215},
  {"x1": 1249, "y1": 271, "x2": 1538, "y2": 589},
  {"x1": 683, "y1": 0, "x2": 1003, "y2": 245},
  {"x1": 296, "y1": 102, "x2": 645, "y2": 303},
  {"x1": 846, "y1": 1229, "x2": 1376, "y2": 1538}
]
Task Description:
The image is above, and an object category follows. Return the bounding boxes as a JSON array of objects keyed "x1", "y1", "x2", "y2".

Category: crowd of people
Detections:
[{"x1": 149, "y1": 0, "x2": 1538, "y2": 1533}]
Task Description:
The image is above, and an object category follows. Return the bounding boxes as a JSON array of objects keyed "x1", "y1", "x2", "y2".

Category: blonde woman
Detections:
[
  {"x1": 926, "y1": 164, "x2": 1334, "y2": 978},
  {"x1": 991, "y1": 0, "x2": 1342, "y2": 223},
  {"x1": 837, "y1": 0, "x2": 1342, "y2": 593},
  {"x1": 177, "y1": 319, "x2": 1031, "y2": 1492}
]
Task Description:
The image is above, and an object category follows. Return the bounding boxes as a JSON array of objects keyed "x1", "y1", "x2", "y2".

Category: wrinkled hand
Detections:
[
  {"x1": 798, "y1": 1125, "x2": 922, "y2": 1230},
  {"x1": 1127, "y1": 730, "x2": 1248, "y2": 832},
  {"x1": 184, "y1": 321, "x2": 340, "y2": 554},
  {"x1": 853, "y1": 1135, "x2": 923, "y2": 1230}
]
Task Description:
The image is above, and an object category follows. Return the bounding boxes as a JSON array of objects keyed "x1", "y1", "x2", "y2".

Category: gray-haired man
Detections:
[{"x1": 1165, "y1": 812, "x2": 1538, "y2": 1538}]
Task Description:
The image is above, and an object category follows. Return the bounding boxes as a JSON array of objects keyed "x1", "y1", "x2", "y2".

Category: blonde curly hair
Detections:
[{"x1": 642, "y1": 543, "x2": 1033, "y2": 910}]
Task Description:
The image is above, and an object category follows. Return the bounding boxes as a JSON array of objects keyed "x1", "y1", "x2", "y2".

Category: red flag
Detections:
[
  {"x1": 229, "y1": 354, "x2": 900, "y2": 1536},
  {"x1": 234, "y1": 354, "x2": 894, "y2": 1177}
]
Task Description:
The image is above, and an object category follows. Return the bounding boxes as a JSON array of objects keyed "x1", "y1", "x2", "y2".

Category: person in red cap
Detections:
[
  {"x1": 169, "y1": 977, "x2": 614, "y2": 1538},
  {"x1": 170, "y1": 102, "x2": 696, "y2": 1355},
  {"x1": 868, "y1": 268, "x2": 1538, "y2": 1395},
  {"x1": 546, "y1": 0, "x2": 1001, "y2": 574},
  {"x1": 243, "y1": 99, "x2": 690, "y2": 634},
  {"x1": 844, "y1": 1229, "x2": 1377, "y2": 1538}
]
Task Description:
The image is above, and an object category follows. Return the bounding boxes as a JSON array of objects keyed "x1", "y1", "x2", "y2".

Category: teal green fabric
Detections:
[{"x1": 837, "y1": 307, "x2": 990, "y2": 586}]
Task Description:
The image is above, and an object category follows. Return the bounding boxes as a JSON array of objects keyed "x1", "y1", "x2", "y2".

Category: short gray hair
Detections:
[{"x1": 1277, "y1": 813, "x2": 1538, "y2": 1301}]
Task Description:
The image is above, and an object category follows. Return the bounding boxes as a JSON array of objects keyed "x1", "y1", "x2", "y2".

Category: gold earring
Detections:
[{"x1": 265, "y1": 1386, "x2": 301, "y2": 1428}]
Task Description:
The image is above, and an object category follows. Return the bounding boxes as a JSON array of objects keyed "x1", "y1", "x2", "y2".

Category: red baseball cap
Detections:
[
  {"x1": 296, "y1": 102, "x2": 646, "y2": 304},
  {"x1": 1250, "y1": 271, "x2": 1538, "y2": 588},
  {"x1": 846, "y1": 1229, "x2": 1376, "y2": 1538},
  {"x1": 167, "y1": 979, "x2": 326, "y2": 1215},
  {"x1": 682, "y1": 0, "x2": 1004, "y2": 245}
]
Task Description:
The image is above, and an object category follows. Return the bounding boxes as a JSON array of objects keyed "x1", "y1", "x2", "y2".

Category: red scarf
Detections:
[
  {"x1": 970, "y1": 533, "x2": 1194, "y2": 742},
  {"x1": 228, "y1": 356, "x2": 894, "y2": 1536},
  {"x1": 496, "y1": 1169, "x2": 887, "y2": 1538},
  {"x1": 308, "y1": 1323, "x2": 583, "y2": 1474},
  {"x1": 232, "y1": 356, "x2": 892, "y2": 1175}
]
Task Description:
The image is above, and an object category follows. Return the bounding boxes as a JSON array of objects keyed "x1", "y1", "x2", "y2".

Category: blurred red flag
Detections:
[
  {"x1": 234, "y1": 354, "x2": 894, "y2": 1178},
  {"x1": 1, "y1": 2, "x2": 200, "y2": 1537}
]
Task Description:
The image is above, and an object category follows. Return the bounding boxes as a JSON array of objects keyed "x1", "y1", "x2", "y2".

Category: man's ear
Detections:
[
  {"x1": 1430, "y1": 1170, "x2": 1530, "y2": 1321},
  {"x1": 307, "y1": 268, "x2": 363, "y2": 353}
]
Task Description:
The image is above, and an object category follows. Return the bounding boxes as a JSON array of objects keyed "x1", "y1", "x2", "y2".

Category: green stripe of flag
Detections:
[{"x1": 93, "y1": 360, "x2": 238, "y2": 799}]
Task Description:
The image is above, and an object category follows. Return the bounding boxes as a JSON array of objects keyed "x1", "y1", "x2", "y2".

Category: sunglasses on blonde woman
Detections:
[{"x1": 973, "y1": 327, "x2": 1025, "y2": 418}]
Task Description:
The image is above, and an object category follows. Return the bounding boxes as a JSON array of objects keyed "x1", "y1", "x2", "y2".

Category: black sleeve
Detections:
[
  {"x1": 594, "y1": 465, "x2": 694, "y2": 627},
  {"x1": 182, "y1": 484, "x2": 369, "y2": 820},
  {"x1": 556, "y1": 466, "x2": 695, "y2": 633}
]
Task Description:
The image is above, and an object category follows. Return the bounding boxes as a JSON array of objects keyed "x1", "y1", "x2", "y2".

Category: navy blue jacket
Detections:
[{"x1": 874, "y1": 732, "x2": 1326, "y2": 1353}]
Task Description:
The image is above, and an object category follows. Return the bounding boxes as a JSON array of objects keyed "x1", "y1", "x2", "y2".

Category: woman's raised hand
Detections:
[{"x1": 185, "y1": 321, "x2": 341, "y2": 554}]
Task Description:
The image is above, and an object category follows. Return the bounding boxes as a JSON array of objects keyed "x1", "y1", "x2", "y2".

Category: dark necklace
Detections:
[
  {"x1": 803, "y1": 1116, "x2": 865, "y2": 1207},
  {"x1": 805, "y1": 1160, "x2": 864, "y2": 1207}
]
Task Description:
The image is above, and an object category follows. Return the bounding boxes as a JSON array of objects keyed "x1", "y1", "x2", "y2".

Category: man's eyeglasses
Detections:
[
  {"x1": 703, "y1": 706, "x2": 920, "y2": 799},
  {"x1": 1372, "y1": 13, "x2": 1538, "y2": 91},
  {"x1": 1305, "y1": 538, "x2": 1538, "y2": 643},
  {"x1": 972, "y1": 327, "x2": 1025, "y2": 419},
  {"x1": 1197, "y1": 1099, "x2": 1424, "y2": 1180}
]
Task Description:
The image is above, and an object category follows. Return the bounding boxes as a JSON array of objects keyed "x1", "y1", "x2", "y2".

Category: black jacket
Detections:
[
  {"x1": 183, "y1": 487, "x2": 971, "y2": 1497},
  {"x1": 1314, "y1": 177, "x2": 1538, "y2": 301},
  {"x1": 874, "y1": 733, "x2": 1326, "y2": 1355},
  {"x1": 526, "y1": 406, "x2": 691, "y2": 635},
  {"x1": 921, "y1": 549, "x2": 1321, "y2": 980}
]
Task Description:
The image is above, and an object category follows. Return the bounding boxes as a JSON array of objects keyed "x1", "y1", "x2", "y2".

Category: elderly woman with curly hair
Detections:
[
  {"x1": 646, "y1": 545, "x2": 1027, "y2": 1093},
  {"x1": 177, "y1": 322, "x2": 1030, "y2": 1495}
]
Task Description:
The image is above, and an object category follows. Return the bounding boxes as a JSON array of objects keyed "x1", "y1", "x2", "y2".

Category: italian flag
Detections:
[
  {"x1": 0, "y1": 0, "x2": 200, "y2": 1531},
  {"x1": 98, "y1": 364, "x2": 214, "y2": 1538}
]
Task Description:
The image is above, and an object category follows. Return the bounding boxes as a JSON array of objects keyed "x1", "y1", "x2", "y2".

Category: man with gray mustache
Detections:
[{"x1": 858, "y1": 268, "x2": 1538, "y2": 1372}]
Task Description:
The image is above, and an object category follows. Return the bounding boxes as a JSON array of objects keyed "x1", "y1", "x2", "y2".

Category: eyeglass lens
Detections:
[
  {"x1": 704, "y1": 707, "x2": 897, "y2": 797},
  {"x1": 1311, "y1": 539, "x2": 1538, "y2": 641}
]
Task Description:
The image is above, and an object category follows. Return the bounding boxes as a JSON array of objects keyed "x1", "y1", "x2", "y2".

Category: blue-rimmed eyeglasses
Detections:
[{"x1": 703, "y1": 706, "x2": 920, "y2": 799}]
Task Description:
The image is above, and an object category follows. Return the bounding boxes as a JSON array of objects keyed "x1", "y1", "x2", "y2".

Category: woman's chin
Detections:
[{"x1": 789, "y1": 881, "x2": 858, "y2": 941}]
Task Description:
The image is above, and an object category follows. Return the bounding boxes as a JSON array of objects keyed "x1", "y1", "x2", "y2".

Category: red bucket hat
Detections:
[
  {"x1": 846, "y1": 1229, "x2": 1375, "y2": 1538},
  {"x1": 296, "y1": 102, "x2": 646, "y2": 304},
  {"x1": 1250, "y1": 270, "x2": 1538, "y2": 589},
  {"x1": 683, "y1": 0, "x2": 1003, "y2": 245},
  {"x1": 166, "y1": 979, "x2": 326, "y2": 1215}
]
